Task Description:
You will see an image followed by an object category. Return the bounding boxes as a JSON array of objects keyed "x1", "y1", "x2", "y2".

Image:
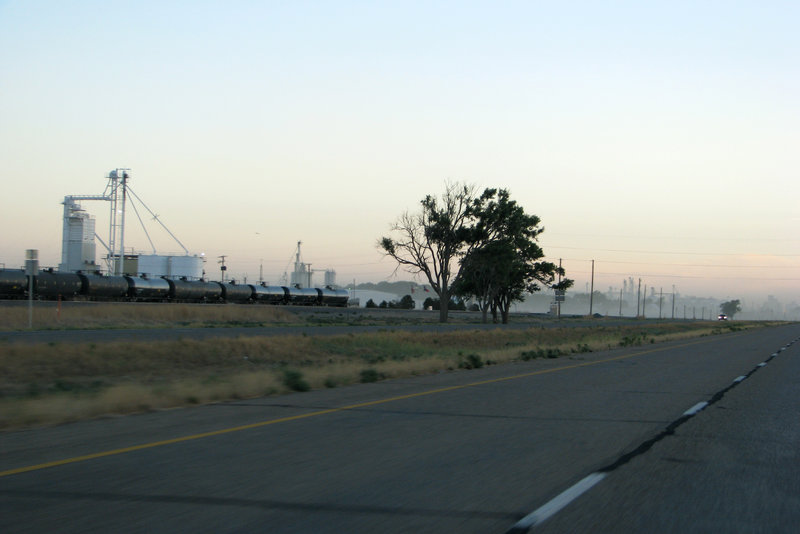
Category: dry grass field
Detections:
[
  {"x1": 0, "y1": 302, "x2": 770, "y2": 430},
  {"x1": 0, "y1": 301, "x2": 298, "y2": 330}
]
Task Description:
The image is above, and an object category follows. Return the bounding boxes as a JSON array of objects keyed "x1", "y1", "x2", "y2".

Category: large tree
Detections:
[
  {"x1": 719, "y1": 299, "x2": 742, "y2": 318},
  {"x1": 379, "y1": 182, "x2": 475, "y2": 323},
  {"x1": 455, "y1": 188, "x2": 572, "y2": 323}
]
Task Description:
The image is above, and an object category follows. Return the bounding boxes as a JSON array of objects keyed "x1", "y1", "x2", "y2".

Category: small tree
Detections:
[
  {"x1": 423, "y1": 297, "x2": 439, "y2": 310},
  {"x1": 365, "y1": 298, "x2": 377, "y2": 308},
  {"x1": 398, "y1": 294, "x2": 415, "y2": 309},
  {"x1": 720, "y1": 299, "x2": 742, "y2": 318}
]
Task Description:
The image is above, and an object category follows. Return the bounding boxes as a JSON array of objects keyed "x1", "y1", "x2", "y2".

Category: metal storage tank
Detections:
[
  {"x1": 318, "y1": 287, "x2": 349, "y2": 307},
  {"x1": 219, "y1": 282, "x2": 253, "y2": 303},
  {"x1": 0, "y1": 269, "x2": 28, "y2": 298},
  {"x1": 135, "y1": 254, "x2": 204, "y2": 280},
  {"x1": 36, "y1": 271, "x2": 82, "y2": 299},
  {"x1": 251, "y1": 284, "x2": 287, "y2": 304},
  {"x1": 285, "y1": 286, "x2": 319, "y2": 305},
  {"x1": 166, "y1": 279, "x2": 222, "y2": 301},
  {"x1": 167, "y1": 255, "x2": 204, "y2": 280},
  {"x1": 125, "y1": 276, "x2": 170, "y2": 301},
  {"x1": 78, "y1": 273, "x2": 129, "y2": 299},
  {"x1": 136, "y1": 255, "x2": 169, "y2": 278}
]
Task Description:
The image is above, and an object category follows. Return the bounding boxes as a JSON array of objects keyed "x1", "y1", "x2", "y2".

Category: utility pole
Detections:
[
  {"x1": 637, "y1": 278, "x2": 641, "y2": 317},
  {"x1": 218, "y1": 255, "x2": 227, "y2": 282},
  {"x1": 643, "y1": 284, "x2": 647, "y2": 318},
  {"x1": 25, "y1": 249, "x2": 38, "y2": 330},
  {"x1": 671, "y1": 285, "x2": 676, "y2": 319},
  {"x1": 619, "y1": 287, "x2": 623, "y2": 317},
  {"x1": 557, "y1": 258, "x2": 562, "y2": 319},
  {"x1": 589, "y1": 259, "x2": 595, "y2": 317},
  {"x1": 659, "y1": 288, "x2": 663, "y2": 318}
]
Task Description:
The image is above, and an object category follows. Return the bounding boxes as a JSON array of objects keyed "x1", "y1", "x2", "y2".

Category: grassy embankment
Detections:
[
  {"x1": 0, "y1": 304, "x2": 769, "y2": 430},
  {"x1": 0, "y1": 301, "x2": 449, "y2": 331}
]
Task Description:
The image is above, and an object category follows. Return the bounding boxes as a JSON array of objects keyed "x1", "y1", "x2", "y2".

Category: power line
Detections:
[
  {"x1": 544, "y1": 232, "x2": 799, "y2": 243},
  {"x1": 560, "y1": 270, "x2": 800, "y2": 281},
  {"x1": 556, "y1": 258, "x2": 799, "y2": 269},
  {"x1": 545, "y1": 245, "x2": 800, "y2": 257}
]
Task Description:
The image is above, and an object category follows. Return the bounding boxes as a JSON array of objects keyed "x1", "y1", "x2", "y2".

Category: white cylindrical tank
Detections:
[
  {"x1": 167, "y1": 255, "x2": 204, "y2": 280},
  {"x1": 137, "y1": 255, "x2": 168, "y2": 278},
  {"x1": 136, "y1": 254, "x2": 204, "y2": 280},
  {"x1": 59, "y1": 200, "x2": 97, "y2": 272}
]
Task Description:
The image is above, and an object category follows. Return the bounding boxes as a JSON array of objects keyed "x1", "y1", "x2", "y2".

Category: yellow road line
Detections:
[{"x1": 0, "y1": 336, "x2": 720, "y2": 478}]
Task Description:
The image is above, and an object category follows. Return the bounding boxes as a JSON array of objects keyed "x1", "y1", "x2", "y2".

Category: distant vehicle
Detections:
[{"x1": 718, "y1": 313, "x2": 728, "y2": 321}]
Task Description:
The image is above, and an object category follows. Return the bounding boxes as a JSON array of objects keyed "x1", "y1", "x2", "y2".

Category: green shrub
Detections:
[
  {"x1": 520, "y1": 348, "x2": 564, "y2": 360},
  {"x1": 282, "y1": 369, "x2": 310, "y2": 392},
  {"x1": 620, "y1": 333, "x2": 646, "y2": 347},
  {"x1": 360, "y1": 369, "x2": 383, "y2": 383},
  {"x1": 458, "y1": 353, "x2": 484, "y2": 369}
]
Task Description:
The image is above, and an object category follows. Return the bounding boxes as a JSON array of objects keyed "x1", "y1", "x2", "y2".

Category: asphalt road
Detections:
[{"x1": 1, "y1": 323, "x2": 798, "y2": 533}]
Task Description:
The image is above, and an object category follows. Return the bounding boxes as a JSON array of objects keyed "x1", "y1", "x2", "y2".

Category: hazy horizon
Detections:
[{"x1": 1, "y1": 1, "x2": 797, "y2": 307}]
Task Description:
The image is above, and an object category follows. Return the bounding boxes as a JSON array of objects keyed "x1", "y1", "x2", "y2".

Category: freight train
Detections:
[{"x1": 0, "y1": 268, "x2": 349, "y2": 307}]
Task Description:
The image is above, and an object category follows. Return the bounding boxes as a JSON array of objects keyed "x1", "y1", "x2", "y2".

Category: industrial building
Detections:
[
  {"x1": 58, "y1": 168, "x2": 204, "y2": 280},
  {"x1": 56, "y1": 169, "x2": 336, "y2": 287}
]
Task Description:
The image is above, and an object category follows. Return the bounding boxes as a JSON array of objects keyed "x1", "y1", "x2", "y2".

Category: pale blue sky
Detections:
[{"x1": 1, "y1": 1, "x2": 798, "y2": 302}]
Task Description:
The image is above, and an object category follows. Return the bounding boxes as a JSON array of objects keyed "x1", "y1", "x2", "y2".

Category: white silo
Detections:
[{"x1": 59, "y1": 198, "x2": 97, "y2": 272}]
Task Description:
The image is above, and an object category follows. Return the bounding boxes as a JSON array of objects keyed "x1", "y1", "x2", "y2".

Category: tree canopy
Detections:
[
  {"x1": 719, "y1": 299, "x2": 742, "y2": 318},
  {"x1": 455, "y1": 188, "x2": 572, "y2": 323}
]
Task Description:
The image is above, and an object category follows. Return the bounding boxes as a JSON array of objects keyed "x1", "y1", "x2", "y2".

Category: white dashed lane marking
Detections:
[
  {"x1": 683, "y1": 402, "x2": 709, "y2": 416},
  {"x1": 506, "y1": 474, "x2": 607, "y2": 533},
  {"x1": 506, "y1": 337, "x2": 798, "y2": 533}
]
